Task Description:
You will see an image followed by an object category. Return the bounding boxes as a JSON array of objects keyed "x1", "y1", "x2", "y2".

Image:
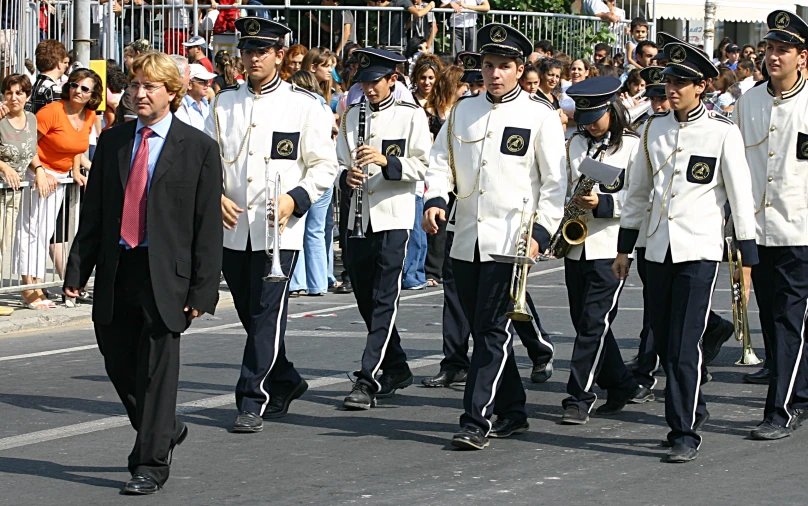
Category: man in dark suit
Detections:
[{"x1": 64, "y1": 52, "x2": 223, "y2": 495}]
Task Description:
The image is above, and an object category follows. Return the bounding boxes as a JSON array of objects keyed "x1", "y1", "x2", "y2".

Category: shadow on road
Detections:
[{"x1": 0, "y1": 457, "x2": 125, "y2": 489}]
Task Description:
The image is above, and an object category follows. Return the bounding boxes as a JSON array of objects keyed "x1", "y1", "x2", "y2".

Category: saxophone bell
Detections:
[{"x1": 562, "y1": 218, "x2": 588, "y2": 246}]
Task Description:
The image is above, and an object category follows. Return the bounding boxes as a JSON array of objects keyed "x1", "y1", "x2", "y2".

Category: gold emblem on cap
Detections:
[
  {"x1": 385, "y1": 144, "x2": 402, "y2": 157},
  {"x1": 649, "y1": 68, "x2": 662, "y2": 83},
  {"x1": 277, "y1": 139, "x2": 294, "y2": 157},
  {"x1": 358, "y1": 54, "x2": 371, "y2": 68},
  {"x1": 244, "y1": 19, "x2": 261, "y2": 36},
  {"x1": 506, "y1": 134, "x2": 525, "y2": 153},
  {"x1": 490, "y1": 26, "x2": 508, "y2": 43},
  {"x1": 604, "y1": 176, "x2": 621, "y2": 191},
  {"x1": 669, "y1": 44, "x2": 687, "y2": 63},
  {"x1": 775, "y1": 12, "x2": 790, "y2": 29},
  {"x1": 801, "y1": 141, "x2": 808, "y2": 158},
  {"x1": 463, "y1": 56, "x2": 477, "y2": 69},
  {"x1": 691, "y1": 162, "x2": 710, "y2": 181},
  {"x1": 577, "y1": 98, "x2": 590, "y2": 108}
]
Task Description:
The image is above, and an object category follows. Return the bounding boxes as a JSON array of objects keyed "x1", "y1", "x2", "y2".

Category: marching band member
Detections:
[
  {"x1": 423, "y1": 23, "x2": 566, "y2": 450},
  {"x1": 337, "y1": 49, "x2": 431, "y2": 410},
  {"x1": 205, "y1": 17, "x2": 338, "y2": 433},
  {"x1": 559, "y1": 77, "x2": 642, "y2": 425},
  {"x1": 733, "y1": 10, "x2": 808, "y2": 440},
  {"x1": 613, "y1": 41, "x2": 758, "y2": 462}
]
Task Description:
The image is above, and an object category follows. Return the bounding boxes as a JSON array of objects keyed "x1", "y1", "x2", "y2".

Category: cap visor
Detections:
[
  {"x1": 661, "y1": 65, "x2": 702, "y2": 80},
  {"x1": 353, "y1": 69, "x2": 392, "y2": 82},
  {"x1": 460, "y1": 71, "x2": 483, "y2": 83},
  {"x1": 764, "y1": 31, "x2": 804, "y2": 45},
  {"x1": 237, "y1": 38, "x2": 275, "y2": 50},
  {"x1": 644, "y1": 85, "x2": 667, "y2": 98},
  {"x1": 573, "y1": 106, "x2": 608, "y2": 125}
]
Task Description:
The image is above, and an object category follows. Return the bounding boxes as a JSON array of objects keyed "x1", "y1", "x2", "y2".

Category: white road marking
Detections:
[{"x1": 0, "y1": 344, "x2": 99, "y2": 362}]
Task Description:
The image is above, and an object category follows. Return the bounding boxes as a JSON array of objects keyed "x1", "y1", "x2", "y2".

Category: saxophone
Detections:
[{"x1": 548, "y1": 132, "x2": 612, "y2": 258}]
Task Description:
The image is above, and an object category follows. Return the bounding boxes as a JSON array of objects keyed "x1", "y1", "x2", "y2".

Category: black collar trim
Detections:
[
  {"x1": 485, "y1": 85, "x2": 521, "y2": 104},
  {"x1": 766, "y1": 73, "x2": 805, "y2": 99},
  {"x1": 247, "y1": 72, "x2": 282, "y2": 95},
  {"x1": 369, "y1": 93, "x2": 395, "y2": 112}
]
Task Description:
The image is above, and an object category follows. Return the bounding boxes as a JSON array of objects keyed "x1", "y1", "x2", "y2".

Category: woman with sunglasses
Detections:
[{"x1": 15, "y1": 68, "x2": 101, "y2": 308}]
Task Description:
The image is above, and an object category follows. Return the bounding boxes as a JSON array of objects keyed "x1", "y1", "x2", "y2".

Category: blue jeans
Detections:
[
  {"x1": 290, "y1": 187, "x2": 333, "y2": 294},
  {"x1": 402, "y1": 195, "x2": 427, "y2": 288}
]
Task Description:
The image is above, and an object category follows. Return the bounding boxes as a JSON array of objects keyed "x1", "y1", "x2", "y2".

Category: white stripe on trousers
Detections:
[
  {"x1": 783, "y1": 300, "x2": 808, "y2": 427},
  {"x1": 480, "y1": 320, "x2": 514, "y2": 435},
  {"x1": 529, "y1": 312, "x2": 554, "y2": 355},
  {"x1": 370, "y1": 230, "x2": 410, "y2": 391},
  {"x1": 257, "y1": 251, "x2": 296, "y2": 417},
  {"x1": 582, "y1": 277, "x2": 626, "y2": 411},
  {"x1": 692, "y1": 263, "x2": 720, "y2": 447}
]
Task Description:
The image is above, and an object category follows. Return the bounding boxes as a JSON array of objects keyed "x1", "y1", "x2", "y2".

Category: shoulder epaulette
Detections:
[
  {"x1": 455, "y1": 94, "x2": 472, "y2": 103},
  {"x1": 529, "y1": 94, "x2": 554, "y2": 110},
  {"x1": 290, "y1": 83, "x2": 317, "y2": 100},
  {"x1": 708, "y1": 110, "x2": 733, "y2": 124},
  {"x1": 219, "y1": 83, "x2": 240, "y2": 93},
  {"x1": 395, "y1": 99, "x2": 418, "y2": 108},
  {"x1": 623, "y1": 129, "x2": 640, "y2": 138},
  {"x1": 652, "y1": 109, "x2": 672, "y2": 117}
]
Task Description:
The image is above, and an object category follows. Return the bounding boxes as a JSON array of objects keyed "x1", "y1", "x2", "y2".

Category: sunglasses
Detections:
[{"x1": 69, "y1": 82, "x2": 93, "y2": 94}]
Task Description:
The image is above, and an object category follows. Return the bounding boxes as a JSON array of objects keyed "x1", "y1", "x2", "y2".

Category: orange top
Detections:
[{"x1": 36, "y1": 101, "x2": 94, "y2": 173}]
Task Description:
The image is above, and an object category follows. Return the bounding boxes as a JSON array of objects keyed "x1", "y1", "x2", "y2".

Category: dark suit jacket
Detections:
[{"x1": 64, "y1": 116, "x2": 223, "y2": 333}]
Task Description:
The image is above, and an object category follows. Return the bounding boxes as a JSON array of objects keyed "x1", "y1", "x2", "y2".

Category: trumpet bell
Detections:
[
  {"x1": 736, "y1": 343, "x2": 763, "y2": 366},
  {"x1": 562, "y1": 219, "x2": 587, "y2": 246},
  {"x1": 506, "y1": 308, "x2": 534, "y2": 321},
  {"x1": 263, "y1": 252, "x2": 288, "y2": 282}
]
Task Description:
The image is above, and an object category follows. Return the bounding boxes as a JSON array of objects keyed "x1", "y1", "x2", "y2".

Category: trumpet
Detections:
[
  {"x1": 263, "y1": 158, "x2": 288, "y2": 283},
  {"x1": 350, "y1": 101, "x2": 367, "y2": 239},
  {"x1": 490, "y1": 198, "x2": 537, "y2": 321},
  {"x1": 549, "y1": 132, "x2": 612, "y2": 258},
  {"x1": 725, "y1": 236, "x2": 761, "y2": 366}
]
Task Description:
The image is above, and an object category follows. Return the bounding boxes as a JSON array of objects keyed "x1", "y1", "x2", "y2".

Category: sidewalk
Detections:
[{"x1": 0, "y1": 286, "x2": 234, "y2": 334}]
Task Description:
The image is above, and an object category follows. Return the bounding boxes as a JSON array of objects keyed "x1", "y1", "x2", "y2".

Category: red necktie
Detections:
[{"x1": 121, "y1": 127, "x2": 153, "y2": 248}]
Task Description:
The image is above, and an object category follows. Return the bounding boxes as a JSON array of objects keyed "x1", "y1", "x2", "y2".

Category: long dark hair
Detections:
[{"x1": 577, "y1": 99, "x2": 631, "y2": 154}]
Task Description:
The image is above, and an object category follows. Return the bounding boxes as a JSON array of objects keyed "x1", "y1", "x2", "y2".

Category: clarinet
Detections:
[{"x1": 350, "y1": 101, "x2": 367, "y2": 239}]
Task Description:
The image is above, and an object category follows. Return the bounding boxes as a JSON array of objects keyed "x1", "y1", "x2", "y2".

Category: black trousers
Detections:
[
  {"x1": 752, "y1": 246, "x2": 808, "y2": 427},
  {"x1": 454, "y1": 249, "x2": 527, "y2": 434},
  {"x1": 646, "y1": 250, "x2": 718, "y2": 449},
  {"x1": 563, "y1": 251, "x2": 637, "y2": 411},
  {"x1": 223, "y1": 244, "x2": 302, "y2": 416},
  {"x1": 440, "y1": 231, "x2": 554, "y2": 371},
  {"x1": 94, "y1": 247, "x2": 184, "y2": 486},
  {"x1": 345, "y1": 225, "x2": 410, "y2": 392},
  {"x1": 338, "y1": 187, "x2": 351, "y2": 283},
  {"x1": 425, "y1": 219, "x2": 447, "y2": 281},
  {"x1": 633, "y1": 248, "x2": 729, "y2": 389}
]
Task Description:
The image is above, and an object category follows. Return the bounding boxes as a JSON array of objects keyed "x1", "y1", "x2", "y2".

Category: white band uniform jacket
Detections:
[
  {"x1": 733, "y1": 74, "x2": 808, "y2": 247},
  {"x1": 337, "y1": 95, "x2": 431, "y2": 232},
  {"x1": 618, "y1": 104, "x2": 758, "y2": 263},
  {"x1": 204, "y1": 74, "x2": 339, "y2": 252},
  {"x1": 423, "y1": 88, "x2": 567, "y2": 263},
  {"x1": 565, "y1": 130, "x2": 640, "y2": 261}
]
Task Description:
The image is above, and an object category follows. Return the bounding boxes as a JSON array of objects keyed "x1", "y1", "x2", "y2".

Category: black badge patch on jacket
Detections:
[
  {"x1": 797, "y1": 132, "x2": 808, "y2": 160},
  {"x1": 270, "y1": 132, "x2": 301, "y2": 160},
  {"x1": 686, "y1": 156, "x2": 716, "y2": 184},
  {"x1": 500, "y1": 127, "x2": 530, "y2": 156},
  {"x1": 382, "y1": 139, "x2": 407, "y2": 157},
  {"x1": 599, "y1": 170, "x2": 625, "y2": 193}
]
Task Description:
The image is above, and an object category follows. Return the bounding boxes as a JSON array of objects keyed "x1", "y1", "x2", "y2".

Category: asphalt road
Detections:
[{"x1": 0, "y1": 259, "x2": 803, "y2": 505}]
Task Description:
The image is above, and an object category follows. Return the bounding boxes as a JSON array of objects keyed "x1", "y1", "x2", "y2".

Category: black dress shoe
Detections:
[
  {"x1": 263, "y1": 380, "x2": 309, "y2": 419},
  {"x1": 421, "y1": 369, "x2": 467, "y2": 388},
  {"x1": 489, "y1": 417, "x2": 529, "y2": 438},
  {"x1": 561, "y1": 405, "x2": 589, "y2": 425},
  {"x1": 664, "y1": 443, "x2": 698, "y2": 463},
  {"x1": 743, "y1": 367, "x2": 771, "y2": 384},
  {"x1": 335, "y1": 280, "x2": 353, "y2": 294},
  {"x1": 123, "y1": 474, "x2": 161, "y2": 495},
  {"x1": 376, "y1": 370, "x2": 413, "y2": 398},
  {"x1": 343, "y1": 382, "x2": 376, "y2": 410},
  {"x1": 530, "y1": 361, "x2": 553, "y2": 383},
  {"x1": 451, "y1": 427, "x2": 489, "y2": 450},
  {"x1": 233, "y1": 411, "x2": 263, "y2": 433},
  {"x1": 167, "y1": 423, "x2": 189, "y2": 464},
  {"x1": 661, "y1": 410, "x2": 709, "y2": 447},
  {"x1": 702, "y1": 318, "x2": 734, "y2": 365},
  {"x1": 751, "y1": 420, "x2": 793, "y2": 440},
  {"x1": 629, "y1": 385, "x2": 655, "y2": 404}
]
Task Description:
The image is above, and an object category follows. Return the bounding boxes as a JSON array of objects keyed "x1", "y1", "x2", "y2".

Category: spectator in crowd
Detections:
[
  {"x1": 526, "y1": 52, "x2": 542, "y2": 66},
  {"x1": 175, "y1": 63, "x2": 215, "y2": 130},
  {"x1": 536, "y1": 58, "x2": 568, "y2": 128},
  {"x1": 569, "y1": 58, "x2": 592, "y2": 85},
  {"x1": 752, "y1": 59, "x2": 764, "y2": 81},
  {"x1": 715, "y1": 36, "x2": 732, "y2": 65},
  {"x1": 286, "y1": 69, "x2": 337, "y2": 297},
  {"x1": 593, "y1": 42, "x2": 611, "y2": 64},
  {"x1": 301, "y1": 47, "x2": 336, "y2": 106},
  {"x1": 741, "y1": 44, "x2": 756, "y2": 61},
  {"x1": 597, "y1": 62, "x2": 619, "y2": 78},
  {"x1": 755, "y1": 40, "x2": 766, "y2": 60},
  {"x1": 104, "y1": 66, "x2": 128, "y2": 128},
  {"x1": 624, "y1": 17, "x2": 649, "y2": 70},
  {"x1": 28, "y1": 40, "x2": 69, "y2": 114},
  {"x1": 116, "y1": 40, "x2": 152, "y2": 124},
  {"x1": 411, "y1": 0, "x2": 438, "y2": 54},
  {"x1": 170, "y1": 54, "x2": 192, "y2": 93},
  {"x1": 612, "y1": 52, "x2": 625, "y2": 68},
  {"x1": 211, "y1": 0, "x2": 240, "y2": 34},
  {"x1": 183, "y1": 35, "x2": 214, "y2": 72},
  {"x1": 305, "y1": 0, "x2": 357, "y2": 57},
  {"x1": 15, "y1": 69, "x2": 100, "y2": 308},
  {"x1": 711, "y1": 65, "x2": 739, "y2": 114},
  {"x1": 280, "y1": 44, "x2": 307, "y2": 81},
  {"x1": 621, "y1": 40, "x2": 657, "y2": 82},
  {"x1": 581, "y1": 0, "x2": 621, "y2": 24},
  {"x1": 724, "y1": 43, "x2": 741, "y2": 70},
  {"x1": 0, "y1": 74, "x2": 39, "y2": 314},
  {"x1": 534, "y1": 40, "x2": 554, "y2": 59},
  {"x1": 368, "y1": 0, "x2": 434, "y2": 51},
  {"x1": 212, "y1": 50, "x2": 237, "y2": 92},
  {"x1": 519, "y1": 64, "x2": 540, "y2": 94},
  {"x1": 622, "y1": 68, "x2": 645, "y2": 97},
  {"x1": 410, "y1": 53, "x2": 443, "y2": 107},
  {"x1": 735, "y1": 58, "x2": 756, "y2": 94},
  {"x1": 441, "y1": 0, "x2": 489, "y2": 54},
  {"x1": 158, "y1": 0, "x2": 192, "y2": 55}
]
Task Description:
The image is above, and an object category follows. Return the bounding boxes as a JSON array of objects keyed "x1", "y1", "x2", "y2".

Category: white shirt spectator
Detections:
[
  {"x1": 581, "y1": 0, "x2": 610, "y2": 16},
  {"x1": 449, "y1": 0, "x2": 484, "y2": 28},
  {"x1": 738, "y1": 75, "x2": 755, "y2": 95},
  {"x1": 164, "y1": 0, "x2": 190, "y2": 29}
]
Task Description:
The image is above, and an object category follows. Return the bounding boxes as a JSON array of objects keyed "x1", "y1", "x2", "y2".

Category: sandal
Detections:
[
  {"x1": 23, "y1": 297, "x2": 52, "y2": 310},
  {"x1": 426, "y1": 279, "x2": 439, "y2": 287}
]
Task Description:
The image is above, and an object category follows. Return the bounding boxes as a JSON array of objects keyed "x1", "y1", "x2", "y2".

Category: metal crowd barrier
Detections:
[{"x1": 0, "y1": 179, "x2": 79, "y2": 295}]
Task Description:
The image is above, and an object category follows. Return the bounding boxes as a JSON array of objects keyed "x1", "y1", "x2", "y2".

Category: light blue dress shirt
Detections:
[
  {"x1": 175, "y1": 94, "x2": 209, "y2": 131},
  {"x1": 119, "y1": 112, "x2": 173, "y2": 248}
]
